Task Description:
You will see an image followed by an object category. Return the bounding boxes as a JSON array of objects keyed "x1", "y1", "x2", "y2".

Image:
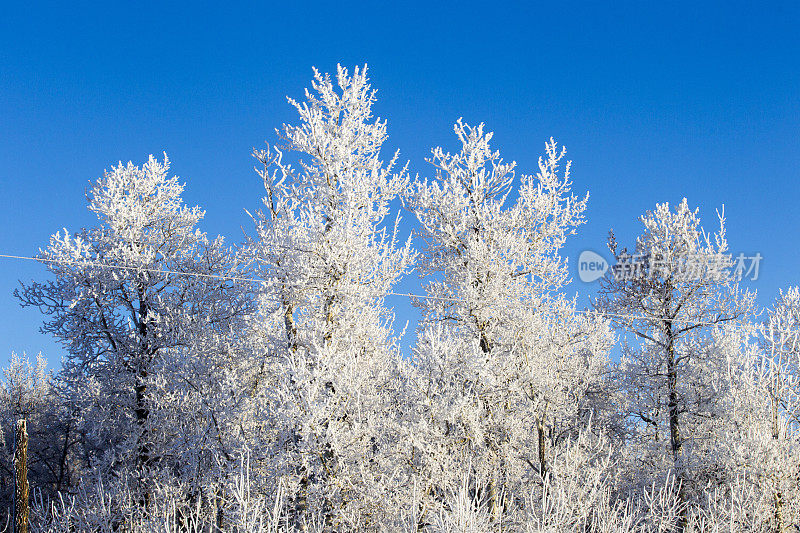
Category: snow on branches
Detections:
[{"x1": 5, "y1": 65, "x2": 799, "y2": 532}]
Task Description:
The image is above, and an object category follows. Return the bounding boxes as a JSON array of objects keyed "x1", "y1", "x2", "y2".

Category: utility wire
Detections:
[
  {"x1": 0, "y1": 252, "x2": 791, "y2": 335},
  {"x1": 0, "y1": 253, "x2": 266, "y2": 285},
  {"x1": 0, "y1": 253, "x2": 457, "y2": 302}
]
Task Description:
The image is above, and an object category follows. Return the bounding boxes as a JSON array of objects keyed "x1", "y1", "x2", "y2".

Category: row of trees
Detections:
[{"x1": 2, "y1": 65, "x2": 798, "y2": 532}]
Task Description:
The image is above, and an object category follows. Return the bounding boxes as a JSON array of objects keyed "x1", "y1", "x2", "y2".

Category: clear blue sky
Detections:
[{"x1": 1, "y1": 1, "x2": 798, "y2": 367}]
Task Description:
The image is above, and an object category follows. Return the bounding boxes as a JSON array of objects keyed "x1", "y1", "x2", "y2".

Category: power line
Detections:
[
  {"x1": 0, "y1": 253, "x2": 266, "y2": 285},
  {"x1": 0, "y1": 252, "x2": 791, "y2": 335},
  {"x1": 0, "y1": 253, "x2": 457, "y2": 303}
]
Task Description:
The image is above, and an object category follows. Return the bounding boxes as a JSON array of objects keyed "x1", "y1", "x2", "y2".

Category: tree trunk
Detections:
[
  {"x1": 773, "y1": 491, "x2": 785, "y2": 533},
  {"x1": 771, "y1": 394, "x2": 786, "y2": 533},
  {"x1": 135, "y1": 294, "x2": 153, "y2": 473},
  {"x1": 537, "y1": 416, "x2": 547, "y2": 480},
  {"x1": 215, "y1": 485, "x2": 225, "y2": 532},
  {"x1": 487, "y1": 472, "x2": 501, "y2": 524},
  {"x1": 477, "y1": 327, "x2": 503, "y2": 522},
  {"x1": 134, "y1": 291, "x2": 155, "y2": 510},
  {"x1": 664, "y1": 319, "x2": 686, "y2": 531},
  {"x1": 666, "y1": 336, "x2": 682, "y2": 461},
  {"x1": 135, "y1": 371, "x2": 150, "y2": 468},
  {"x1": 283, "y1": 299, "x2": 298, "y2": 352},
  {"x1": 56, "y1": 419, "x2": 71, "y2": 493}
]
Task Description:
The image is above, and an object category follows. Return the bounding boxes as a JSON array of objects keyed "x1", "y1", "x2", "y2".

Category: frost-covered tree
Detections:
[
  {"x1": 743, "y1": 288, "x2": 800, "y2": 531},
  {"x1": 248, "y1": 65, "x2": 416, "y2": 528},
  {"x1": 15, "y1": 155, "x2": 254, "y2": 507},
  {"x1": 595, "y1": 199, "x2": 755, "y2": 517},
  {"x1": 691, "y1": 289, "x2": 800, "y2": 533},
  {"x1": 760, "y1": 287, "x2": 800, "y2": 439},
  {"x1": 405, "y1": 121, "x2": 612, "y2": 524}
]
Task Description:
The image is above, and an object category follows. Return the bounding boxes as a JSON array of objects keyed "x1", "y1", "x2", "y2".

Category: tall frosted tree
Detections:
[
  {"x1": 16, "y1": 155, "x2": 253, "y2": 504},
  {"x1": 405, "y1": 121, "x2": 611, "y2": 524},
  {"x1": 595, "y1": 199, "x2": 754, "y2": 518},
  {"x1": 748, "y1": 288, "x2": 800, "y2": 530},
  {"x1": 248, "y1": 65, "x2": 415, "y2": 528}
]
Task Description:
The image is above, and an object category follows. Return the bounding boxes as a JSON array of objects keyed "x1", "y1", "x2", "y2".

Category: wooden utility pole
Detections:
[{"x1": 14, "y1": 419, "x2": 29, "y2": 533}]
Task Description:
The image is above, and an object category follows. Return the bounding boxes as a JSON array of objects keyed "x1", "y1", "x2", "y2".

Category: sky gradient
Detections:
[{"x1": 2, "y1": 1, "x2": 798, "y2": 366}]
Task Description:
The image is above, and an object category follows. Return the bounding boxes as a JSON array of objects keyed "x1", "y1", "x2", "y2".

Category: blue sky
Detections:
[{"x1": 1, "y1": 1, "x2": 798, "y2": 367}]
